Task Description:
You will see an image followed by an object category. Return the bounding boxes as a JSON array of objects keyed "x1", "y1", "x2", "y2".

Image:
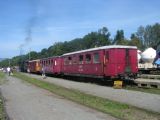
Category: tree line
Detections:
[{"x1": 0, "y1": 23, "x2": 160, "y2": 67}]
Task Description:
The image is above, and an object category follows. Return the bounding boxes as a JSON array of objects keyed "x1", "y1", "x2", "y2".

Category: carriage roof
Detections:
[{"x1": 62, "y1": 45, "x2": 137, "y2": 56}]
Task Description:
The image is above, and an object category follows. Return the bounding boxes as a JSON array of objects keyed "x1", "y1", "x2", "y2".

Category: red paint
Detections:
[
  {"x1": 61, "y1": 46, "x2": 138, "y2": 79},
  {"x1": 40, "y1": 57, "x2": 62, "y2": 74}
]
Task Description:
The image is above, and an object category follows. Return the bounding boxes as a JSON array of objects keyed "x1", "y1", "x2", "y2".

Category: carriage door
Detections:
[
  {"x1": 125, "y1": 49, "x2": 131, "y2": 73},
  {"x1": 103, "y1": 50, "x2": 110, "y2": 76}
]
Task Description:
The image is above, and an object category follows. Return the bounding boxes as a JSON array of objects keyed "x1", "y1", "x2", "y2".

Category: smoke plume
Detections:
[{"x1": 19, "y1": 0, "x2": 39, "y2": 55}]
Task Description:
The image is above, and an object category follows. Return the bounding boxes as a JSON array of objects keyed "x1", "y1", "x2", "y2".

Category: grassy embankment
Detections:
[
  {"x1": 14, "y1": 72, "x2": 160, "y2": 120},
  {"x1": 0, "y1": 72, "x2": 7, "y2": 120}
]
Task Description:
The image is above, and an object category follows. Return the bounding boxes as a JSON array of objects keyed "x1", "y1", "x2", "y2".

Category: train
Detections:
[{"x1": 25, "y1": 45, "x2": 138, "y2": 80}]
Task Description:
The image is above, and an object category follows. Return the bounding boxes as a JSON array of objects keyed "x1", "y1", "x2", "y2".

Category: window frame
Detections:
[
  {"x1": 72, "y1": 55, "x2": 77, "y2": 64},
  {"x1": 93, "y1": 52, "x2": 100, "y2": 63}
]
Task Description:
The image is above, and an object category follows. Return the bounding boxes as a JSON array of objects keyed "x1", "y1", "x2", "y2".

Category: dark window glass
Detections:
[
  {"x1": 106, "y1": 51, "x2": 109, "y2": 60},
  {"x1": 79, "y1": 55, "x2": 83, "y2": 64},
  {"x1": 85, "y1": 54, "x2": 91, "y2": 63},
  {"x1": 68, "y1": 57, "x2": 72, "y2": 60},
  {"x1": 51, "y1": 60, "x2": 53, "y2": 64},
  {"x1": 73, "y1": 55, "x2": 77, "y2": 64},
  {"x1": 68, "y1": 56, "x2": 72, "y2": 65}
]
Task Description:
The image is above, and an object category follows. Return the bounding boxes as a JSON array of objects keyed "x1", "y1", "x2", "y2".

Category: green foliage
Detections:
[
  {"x1": 113, "y1": 30, "x2": 129, "y2": 45},
  {"x1": 83, "y1": 28, "x2": 111, "y2": 49},
  {"x1": 40, "y1": 48, "x2": 49, "y2": 58},
  {"x1": 136, "y1": 23, "x2": 160, "y2": 50},
  {"x1": 83, "y1": 27, "x2": 111, "y2": 48},
  {"x1": 0, "y1": 72, "x2": 7, "y2": 120},
  {"x1": 48, "y1": 42, "x2": 66, "y2": 56},
  {"x1": 129, "y1": 34, "x2": 142, "y2": 49}
]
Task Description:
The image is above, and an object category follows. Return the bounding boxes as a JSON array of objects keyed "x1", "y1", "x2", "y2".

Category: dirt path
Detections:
[
  {"x1": 24, "y1": 73, "x2": 160, "y2": 113},
  {"x1": 0, "y1": 75, "x2": 118, "y2": 120}
]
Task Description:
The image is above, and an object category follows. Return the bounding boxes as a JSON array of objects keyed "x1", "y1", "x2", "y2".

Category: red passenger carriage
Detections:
[
  {"x1": 40, "y1": 57, "x2": 62, "y2": 75},
  {"x1": 62, "y1": 45, "x2": 138, "y2": 79}
]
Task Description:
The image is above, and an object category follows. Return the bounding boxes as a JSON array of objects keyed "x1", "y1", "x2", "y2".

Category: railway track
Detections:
[
  {"x1": 21, "y1": 72, "x2": 160, "y2": 89},
  {"x1": 138, "y1": 74, "x2": 160, "y2": 79}
]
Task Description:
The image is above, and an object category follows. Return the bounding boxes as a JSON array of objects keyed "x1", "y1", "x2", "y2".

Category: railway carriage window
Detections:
[
  {"x1": 68, "y1": 57, "x2": 72, "y2": 60},
  {"x1": 51, "y1": 60, "x2": 53, "y2": 65},
  {"x1": 50, "y1": 60, "x2": 52, "y2": 65},
  {"x1": 79, "y1": 55, "x2": 84, "y2": 64},
  {"x1": 73, "y1": 55, "x2": 77, "y2": 64},
  {"x1": 93, "y1": 53, "x2": 100, "y2": 63},
  {"x1": 106, "y1": 51, "x2": 109, "y2": 62},
  {"x1": 36, "y1": 62, "x2": 38, "y2": 67},
  {"x1": 64, "y1": 57, "x2": 68, "y2": 65},
  {"x1": 48, "y1": 60, "x2": 50, "y2": 65},
  {"x1": 68, "y1": 56, "x2": 72, "y2": 65},
  {"x1": 85, "y1": 54, "x2": 91, "y2": 63}
]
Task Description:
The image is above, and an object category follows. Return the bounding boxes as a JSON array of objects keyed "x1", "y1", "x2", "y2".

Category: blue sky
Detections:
[{"x1": 0, "y1": 0, "x2": 160, "y2": 58}]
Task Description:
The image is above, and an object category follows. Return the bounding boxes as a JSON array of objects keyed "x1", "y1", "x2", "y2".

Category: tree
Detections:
[
  {"x1": 97, "y1": 27, "x2": 111, "y2": 46},
  {"x1": 151, "y1": 23, "x2": 160, "y2": 49},
  {"x1": 40, "y1": 48, "x2": 49, "y2": 58},
  {"x1": 48, "y1": 42, "x2": 65, "y2": 56},
  {"x1": 83, "y1": 27, "x2": 111, "y2": 48},
  {"x1": 28, "y1": 51, "x2": 39, "y2": 60},
  {"x1": 129, "y1": 34, "x2": 142, "y2": 49},
  {"x1": 136, "y1": 23, "x2": 160, "y2": 49},
  {"x1": 136, "y1": 26, "x2": 145, "y2": 48},
  {"x1": 113, "y1": 30, "x2": 129, "y2": 45}
]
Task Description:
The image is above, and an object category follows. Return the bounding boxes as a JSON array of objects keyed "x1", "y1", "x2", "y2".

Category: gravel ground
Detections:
[
  {"x1": 24, "y1": 73, "x2": 160, "y2": 113},
  {"x1": 0, "y1": 75, "x2": 118, "y2": 120}
]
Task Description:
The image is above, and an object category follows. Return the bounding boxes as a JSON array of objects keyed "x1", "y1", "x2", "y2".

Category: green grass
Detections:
[
  {"x1": 125, "y1": 86, "x2": 160, "y2": 95},
  {"x1": 0, "y1": 72, "x2": 7, "y2": 120},
  {"x1": 0, "y1": 96, "x2": 6, "y2": 120},
  {"x1": 14, "y1": 72, "x2": 160, "y2": 120},
  {"x1": 0, "y1": 72, "x2": 5, "y2": 85}
]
